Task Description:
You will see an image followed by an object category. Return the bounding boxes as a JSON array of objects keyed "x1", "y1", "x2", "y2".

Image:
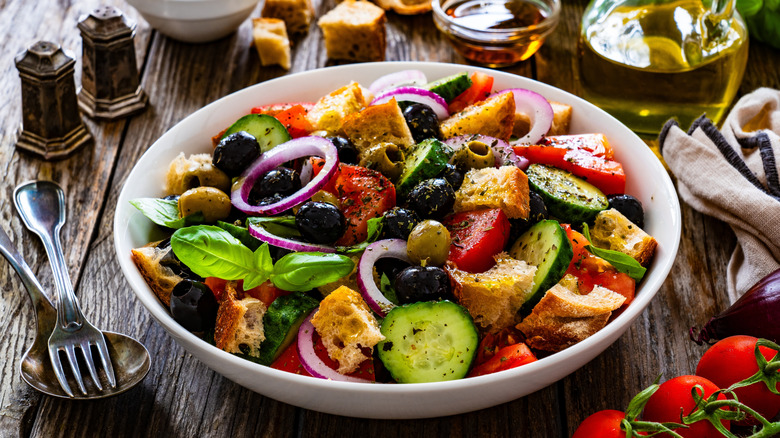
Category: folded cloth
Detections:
[{"x1": 660, "y1": 88, "x2": 780, "y2": 301}]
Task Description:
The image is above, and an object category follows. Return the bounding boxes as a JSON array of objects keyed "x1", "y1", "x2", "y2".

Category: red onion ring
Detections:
[
  {"x1": 368, "y1": 70, "x2": 427, "y2": 95},
  {"x1": 248, "y1": 221, "x2": 336, "y2": 253},
  {"x1": 445, "y1": 134, "x2": 529, "y2": 170},
  {"x1": 357, "y1": 239, "x2": 411, "y2": 317},
  {"x1": 370, "y1": 86, "x2": 449, "y2": 121},
  {"x1": 296, "y1": 309, "x2": 373, "y2": 383},
  {"x1": 497, "y1": 88, "x2": 554, "y2": 145},
  {"x1": 231, "y1": 136, "x2": 339, "y2": 215}
]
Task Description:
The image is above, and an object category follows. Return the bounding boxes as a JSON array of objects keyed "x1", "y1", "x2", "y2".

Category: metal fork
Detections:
[{"x1": 14, "y1": 181, "x2": 116, "y2": 397}]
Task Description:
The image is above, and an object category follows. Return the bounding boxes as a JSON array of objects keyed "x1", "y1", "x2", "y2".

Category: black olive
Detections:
[
  {"x1": 295, "y1": 201, "x2": 346, "y2": 244},
  {"x1": 440, "y1": 163, "x2": 465, "y2": 191},
  {"x1": 375, "y1": 257, "x2": 411, "y2": 283},
  {"x1": 394, "y1": 266, "x2": 452, "y2": 304},
  {"x1": 249, "y1": 167, "x2": 301, "y2": 205},
  {"x1": 213, "y1": 131, "x2": 262, "y2": 177},
  {"x1": 162, "y1": 194, "x2": 180, "y2": 202},
  {"x1": 328, "y1": 136, "x2": 359, "y2": 165},
  {"x1": 382, "y1": 207, "x2": 420, "y2": 240},
  {"x1": 607, "y1": 194, "x2": 644, "y2": 228},
  {"x1": 406, "y1": 178, "x2": 455, "y2": 220},
  {"x1": 170, "y1": 280, "x2": 218, "y2": 333},
  {"x1": 156, "y1": 239, "x2": 202, "y2": 281},
  {"x1": 403, "y1": 104, "x2": 442, "y2": 143},
  {"x1": 507, "y1": 191, "x2": 549, "y2": 248}
]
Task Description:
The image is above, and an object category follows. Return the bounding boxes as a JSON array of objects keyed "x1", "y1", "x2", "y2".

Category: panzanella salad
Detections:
[{"x1": 130, "y1": 70, "x2": 658, "y2": 383}]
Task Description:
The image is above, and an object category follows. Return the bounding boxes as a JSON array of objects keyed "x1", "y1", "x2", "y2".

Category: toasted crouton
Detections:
[
  {"x1": 513, "y1": 100, "x2": 573, "y2": 138},
  {"x1": 306, "y1": 81, "x2": 366, "y2": 133},
  {"x1": 130, "y1": 243, "x2": 182, "y2": 307},
  {"x1": 251, "y1": 18, "x2": 291, "y2": 70},
  {"x1": 310, "y1": 286, "x2": 384, "y2": 374},
  {"x1": 516, "y1": 282, "x2": 626, "y2": 352},
  {"x1": 341, "y1": 98, "x2": 415, "y2": 154},
  {"x1": 318, "y1": 1, "x2": 386, "y2": 62},
  {"x1": 373, "y1": 0, "x2": 432, "y2": 14},
  {"x1": 446, "y1": 253, "x2": 537, "y2": 333},
  {"x1": 214, "y1": 283, "x2": 267, "y2": 356},
  {"x1": 454, "y1": 166, "x2": 530, "y2": 219},
  {"x1": 591, "y1": 209, "x2": 657, "y2": 267},
  {"x1": 261, "y1": 0, "x2": 314, "y2": 34},
  {"x1": 440, "y1": 92, "x2": 516, "y2": 141}
]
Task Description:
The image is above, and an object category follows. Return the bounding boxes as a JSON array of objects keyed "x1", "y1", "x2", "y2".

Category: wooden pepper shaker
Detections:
[
  {"x1": 14, "y1": 41, "x2": 92, "y2": 160},
  {"x1": 77, "y1": 5, "x2": 147, "y2": 119}
]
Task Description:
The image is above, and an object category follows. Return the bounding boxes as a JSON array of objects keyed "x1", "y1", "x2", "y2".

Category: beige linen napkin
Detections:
[{"x1": 660, "y1": 88, "x2": 780, "y2": 301}]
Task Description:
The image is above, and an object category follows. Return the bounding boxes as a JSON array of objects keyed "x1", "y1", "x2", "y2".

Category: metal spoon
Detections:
[{"x1": 7, "y1": 180, "x2": 151, "y2": 399}]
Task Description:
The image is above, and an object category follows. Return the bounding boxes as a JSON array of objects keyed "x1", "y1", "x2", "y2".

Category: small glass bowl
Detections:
[{"x1": 432, "y1": 0, "x2": 561, "y2": 68}]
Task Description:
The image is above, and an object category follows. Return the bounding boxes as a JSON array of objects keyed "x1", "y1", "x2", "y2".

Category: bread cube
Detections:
[
  {"x1": 341, "y1": 98, "x2": 415, "y2": 154},
  {"x1": 215, "y1": 282, "x2": 268, "y2": 356},
  {"x1": 251, "y1": 18, "x2": 291, "y2": 70},
  {"x1": 590, "y1": 208, "x2": 658, "y2": 267},
  {"x1": 318, "y1": 1, "x2": 386, "y2": 62},
  {"x1": 454, "y1": 166, "x2": 530, "y2": 219},
  {"x1": 261, "y1": 0, "x2": 314, "y2": 34},
  {"x1": 374, "y1": 0, "x2": 432, "y2": 14},
  {"x1": 130, "y1": 243, "x2": 182, "y2": 307},
  {"x1": 306, "y1": 81, "x2": 366, "y2": 133},
  {"x1": 441, "y1": 91, "x2": 516, "y2": 141}
]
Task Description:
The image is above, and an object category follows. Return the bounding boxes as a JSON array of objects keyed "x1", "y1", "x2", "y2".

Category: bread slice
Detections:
[
  {"x1": 590, "y1": 209, "x2": 657, "y2": 267},
  {"x1": 454, "y1": 166, "x2": 530, "y2": 219},
  {"x1": 251, "y1": 18, "x2": 291, "y2": 70},
  {"x1": 440, "y1": 91, "x2": 516, "y2": 141},
  {"x1": 516, "y1": 282, "x2": 626, "y2": 352},
  {"x1": 513, "y1": 100, "x2": 572, "y2": 138},
  {"x1": 373, "y1": 0, "x2": 432, "y2": 14},
  {"x1": 261, "y1": 0, "x2": 314, "y2": 34},
  {"x1": 446, "y1": 253, "x2": 537, "y2": 333},
  {"x1": 130, "y1": 244, "x2": 183, "y2": 307},
  {"x1": 318, "y1": 1, "x2": 386, "y2": 62},
  {"x1": 214, "y1": 282, "x2": 267, "y2": 356},
  {"x1": 310, "y1": 285, "x2": 384, "y2": 374},
  {"x1": 306, "y1": 81, "x2": 366, "y2": 133},
  {"x1": 341, "y1": 98, "x2": 415, "y2": 155}
]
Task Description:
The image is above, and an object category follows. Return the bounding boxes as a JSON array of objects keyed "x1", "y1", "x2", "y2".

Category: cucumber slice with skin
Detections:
[
  {"x1": 526, "y1": 164, "x2": 609, "y2": 224},
  {"x1": 378, "y1": 300, "x2": 478, "y2": 383},
  {"x1": 254, "y1": 292, "x2": 319, "y2": 365},
  {"x1": 509, "y1": 219, "x2": 573, "y2": 315},
  {"x1": 396, "y1": 138, "x2": 453, "y2": 195},
  {"x1": 424, "y1": 73, "x2": 472, "y2": 103},
  {"x1": 221, "y1": 114, "x2": 292, "y2": 154}
]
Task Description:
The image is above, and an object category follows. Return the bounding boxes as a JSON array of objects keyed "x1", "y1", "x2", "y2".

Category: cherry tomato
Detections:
[
  {"x1": 448, "y1": 72, "x2": 494, "y2": 114},
  {"x1": 696, "y1": 335, "x2": 780, "y2": 424},
  {"x1": 642, "y1": 375, "x2": 730, "y2": 438},
  {"x1": 467, "y1": 342, "x2": 536, "y2": 377},
  {"x1": 442, "y1": 208, "x2": 511, "y2": 273},
  {"x1": 572, "y1": 410, "x2": 626, "y2": 438}
]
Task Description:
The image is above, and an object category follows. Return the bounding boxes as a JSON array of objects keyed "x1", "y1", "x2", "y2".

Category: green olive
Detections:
[
  {"x1": 166, "y1": 153, "x2": 231, "y2": 195},
  {"x1": 178, "y1": 186, "x2": 232, "y2": 222},
  {"x1": 452, "y1": 140, "x2": 495, "y2": 170},
  {"x1": 406, "y1": 220, "x2": 451, "y2": 266},
  {"x1": 310, "y1": 190, "x2": 340, "y2": 208},
  {"x1": 359, "y1": 142, "x2": 405, "y2": 181}
]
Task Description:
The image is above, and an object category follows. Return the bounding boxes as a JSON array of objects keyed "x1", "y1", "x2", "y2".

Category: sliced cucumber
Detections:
[
  {"x1": 221, "y1": 114, "x2": 292, "y2": 154},
  {"x1": 526, "y1": 164, "x2": 609, "y2": 224},
  {"x1": 509, "y1": 219, "x2": 573, "y2": 315},
  {"x1": 396, "y1": 138, "x2": 452, "y2": 194},
  {"x1": 255, "y1": 292, "x2": 319, "y2": 365},
  {"x1": 377, "y1": 300, "x2": 478, "y2": 383},
  {"x1": 424, "y1": 73, "x2": 472, "y2": 103}
]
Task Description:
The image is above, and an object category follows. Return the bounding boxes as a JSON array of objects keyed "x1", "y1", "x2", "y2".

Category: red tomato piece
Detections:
[
  {"x1": 242, "y1": 280, "x2": 291, "y2": 307},
  {"x1": 271, "y1": 342, "x2": 312, "y2": 376},
  {"x1": 572, "y1": 410, "x2": 627, "y2": 438},
  {"x1": 642, "y1": 375, "x2": 730, "y2": 438},
  {"x1": 540, "y1": 134, "x2": 614, "y2": 159},
  {"x1": 442, "y1": 208, "x2": 511, "y2": 273},
  {"x1": 467, "y1": 342, "x2": 536, "y2": 377},
  {"x1": 448, "y1": 72, "x2": 494, "y2": 114},
  {"x1": 204, "y1": 277, "x2": 228, "y2": 301},
  {"x1": 251, "y1": 101, "x2": 314, "y2": 116},
  {"x1": 696, "y1": 335, "x2": 780, "y2": 424},
  {"x1": 474, "y1": 327, "x2": 525, "y2": 366},
  {"x1": 562, "y1": 225, "x2": 635, "y2": 306}
]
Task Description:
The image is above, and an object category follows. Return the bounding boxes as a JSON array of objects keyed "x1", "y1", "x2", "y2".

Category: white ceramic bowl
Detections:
[
  {"x1": 126, "y1": 0, "x2": 259, "y2": 43},
  {"x1": 114, "y1": 62, "x2": 681, "y2": 419}
]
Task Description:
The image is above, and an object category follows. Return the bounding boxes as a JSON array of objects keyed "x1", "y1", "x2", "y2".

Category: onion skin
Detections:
[{"x1": 691, "y1": 268, "x2": 780, "y2": 344}]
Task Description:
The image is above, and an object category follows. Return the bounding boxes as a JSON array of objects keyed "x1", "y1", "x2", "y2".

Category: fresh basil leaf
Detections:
[
  {"x1": 217, "y1": 220, "x2": 262, "y2": 251},
  {"x1": 130, "y1": 198, "x2": 205, "y2": 229},
  {"x1": 171, "y1": 225, "x2": 271, "y2": 285},
  {"x1": 271, "y1": 252, "x2": 354, "y2": 291},
  {"x1": 336, "y1": 216, "x2": 384, "y2": 254},
  {"x1": 582, "y1": 223, "x2": 647, "y2": 281},
  {"x1": 380, "y1": 272, "x2": 399, "y2": 305},
  {"x1": 248, "y1": 216, "x2": 302, "y2": 239}
]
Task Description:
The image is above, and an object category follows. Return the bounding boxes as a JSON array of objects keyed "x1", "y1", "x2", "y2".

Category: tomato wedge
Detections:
[
  {"x1": 252, "y1": 103, "x2": 315, "y2": 138},
  {"x1": 448, "y1": 72, "x2": 494, "y2": 114},
  {"x1": 442, "y1": 208, "x2": 511, "y2": 273},
  {"x1": 468, "y1": 342, "x2": 537, "y2": 377}
]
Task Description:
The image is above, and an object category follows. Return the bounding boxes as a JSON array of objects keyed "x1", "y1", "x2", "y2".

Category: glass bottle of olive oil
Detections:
[{"x1": 578, "y1": 0, "x2": 748, "y2": 135}]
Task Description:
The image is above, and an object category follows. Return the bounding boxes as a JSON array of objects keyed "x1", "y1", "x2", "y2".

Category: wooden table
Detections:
[{"x1": 1, "y1": 0, "x2": 779, "y2": 436}]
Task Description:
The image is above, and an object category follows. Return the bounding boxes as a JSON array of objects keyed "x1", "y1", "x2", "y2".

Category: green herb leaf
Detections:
[
  {"x1": 380, "y1": 272, "x2": 399, "y2": 305},
  {"x1": 216, "y1": 220, "x2": 262, "y2": 251},
  {"x1": 248, "y1": 216, "x2": 302, "y2": 239},
  {"x1": 336, "y1": 216, "x2": 384, "y2": 254},
  {"x1": 582, "y1": 223, "x2": 647, "y2": 281},
  {"x1": 271, "y1": 252, "x2": 354, "y2": 291},
  {"x1": 130, "y1": 198, "x2": 205, "y2": 229},
  {"x1": 171, "y1": 225, "x2": 271, "y2": 285}
]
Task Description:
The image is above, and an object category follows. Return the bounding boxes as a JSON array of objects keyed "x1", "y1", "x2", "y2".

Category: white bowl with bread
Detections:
[
  {"x1": 114, "y1": 62, "x2": 681, "y2": 419},
  {"x1": 126, "y1": 0, "x2": 260, "y2": 43}
]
